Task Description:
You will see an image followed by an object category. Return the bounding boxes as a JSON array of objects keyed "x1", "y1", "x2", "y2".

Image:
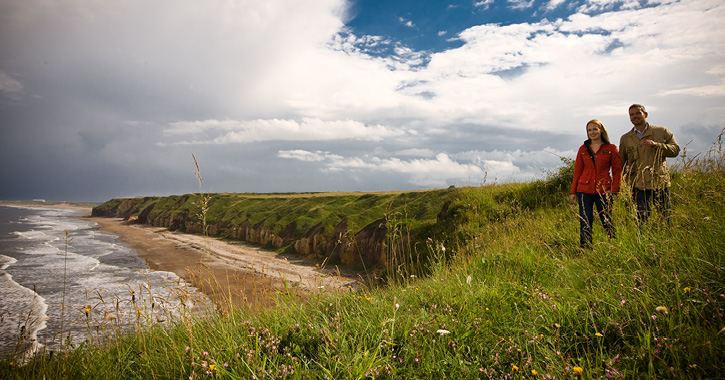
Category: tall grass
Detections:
[{"x1": 2, "y1": 133, "x2": 724, "y2": 379}]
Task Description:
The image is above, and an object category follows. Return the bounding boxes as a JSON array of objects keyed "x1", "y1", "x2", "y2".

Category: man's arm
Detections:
[{"x1": 658, "y1": 128, "x2": 680, "y2": 158}]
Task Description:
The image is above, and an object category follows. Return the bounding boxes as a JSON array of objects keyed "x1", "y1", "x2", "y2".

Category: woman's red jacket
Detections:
[{"x1": 570, "y1": 143, "x2": 622, "y2": 194}]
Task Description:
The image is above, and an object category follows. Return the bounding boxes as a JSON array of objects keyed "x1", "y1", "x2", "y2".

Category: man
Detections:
[{"x1": 619, "y1": 104, "x2": 680, "y2": 224}]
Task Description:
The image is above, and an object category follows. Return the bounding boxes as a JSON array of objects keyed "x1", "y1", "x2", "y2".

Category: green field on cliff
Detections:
[{"x1": 2, "y1": 136, "x2": 724, "y2": 379}]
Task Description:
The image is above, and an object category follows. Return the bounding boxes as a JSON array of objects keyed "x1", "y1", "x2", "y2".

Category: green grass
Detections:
[{"x1": 3, "y1": 137, "x2": 724, "y2": 379}]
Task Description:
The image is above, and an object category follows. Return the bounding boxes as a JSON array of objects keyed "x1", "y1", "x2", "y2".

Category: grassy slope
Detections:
[
  {"x1": 93, "y1": 189, "x2": 457, "y2": 251},
  {"x1": 3, "y1": 148, "x2": 724, "y2": 379}
]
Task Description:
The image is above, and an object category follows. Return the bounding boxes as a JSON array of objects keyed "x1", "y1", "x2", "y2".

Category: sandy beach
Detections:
[{"x1": 2, "y1": 202, "x2": 358, "y2": 309}]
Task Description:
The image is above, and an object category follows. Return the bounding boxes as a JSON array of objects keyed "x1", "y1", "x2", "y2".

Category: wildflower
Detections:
[
  {"x1": 595, "y1": 332, "x2": 603, "y2": 337},
  {"x1": 651, "y1": 315, "x2": 657, "y2": 320},
  {"x1": 209, "y1": 364, "x2": 216, "y2": 371},
  {"x1": 395, "y1": 303, "x2": 400, "y2": 310},
  {"x1": 573, "y1": 366, "x2": 583, "y2": 376},
  {"x1": 512, "y1": 365, "x2": 519, "y2": 371},
  {"x1": 531, "y1": 369, "x2": 538, "y2": 376},
  {"x1": 684, "y1": 287, "x2": 691, "y2": 293},
  {"x1": 466, "y1": 275, "x2": 472, "y2": 285},
  {"x1": 84, "y1": 307, "x2": 91, "y2": 316},
  {"x1": 441, "y1": 244, "x2": 446, "y2": 253},
  {"x1": 689, "y1": 364, "x2": 697, "y2": 368},
  {"x1": 656, "y1": 306, "x2": 669, "y2": 314},
  {"x1": 437, "y1": 329, "x2": 450, "y2": 335}
]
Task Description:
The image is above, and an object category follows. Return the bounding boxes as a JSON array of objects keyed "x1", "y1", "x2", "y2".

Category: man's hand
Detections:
[{"x1": 642, "y1": 139, "x2": 657, "y2": 147}]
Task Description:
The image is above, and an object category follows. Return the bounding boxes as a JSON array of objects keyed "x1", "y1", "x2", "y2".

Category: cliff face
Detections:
[{"x1": 91, "y1": 190, "x2": 455, "y2": 270}]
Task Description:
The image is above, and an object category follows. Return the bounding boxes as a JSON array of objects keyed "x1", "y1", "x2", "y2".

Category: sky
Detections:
[{"x1": 1, "y1": 0, "x2": 723, "y2": 202}]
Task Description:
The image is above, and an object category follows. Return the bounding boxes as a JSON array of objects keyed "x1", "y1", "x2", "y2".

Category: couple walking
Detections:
[{"x1": 569, "y1": 104, "x2": 680, "y2": 248}]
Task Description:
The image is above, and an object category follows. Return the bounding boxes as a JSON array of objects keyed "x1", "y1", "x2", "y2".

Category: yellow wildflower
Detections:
[
  {"x1": 209, "y1": 364, "x2": 216, "y2": 371},
  {"x1": 531, "y1": 369, "x2": 538, "y2": 376},
  {"x1": 512, "y1": 365, "x2": 519, "y2": 371},
  {"x1": 595, "y1": 332, "x2": 603, "y2": 337},
  {"x1": 573, "y1": 366, "x2": 583, "y2": 376},
  {"x1": 684, "y1": 287, "x2": 691, "y2": 293}
]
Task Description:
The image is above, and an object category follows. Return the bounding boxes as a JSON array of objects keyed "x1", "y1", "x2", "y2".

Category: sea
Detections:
[{"x1": 0, "y1": 205, "x2": 207, "y2": 359}]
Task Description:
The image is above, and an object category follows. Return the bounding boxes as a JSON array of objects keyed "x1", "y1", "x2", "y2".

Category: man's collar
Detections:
[{"x1": 634, "y1": 123, "x2": 649, "y2": 134}]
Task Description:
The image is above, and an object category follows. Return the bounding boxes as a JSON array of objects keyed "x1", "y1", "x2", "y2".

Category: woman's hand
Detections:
[{"x1": 569, "y1": 194, "x2": 577, "y2": 204}]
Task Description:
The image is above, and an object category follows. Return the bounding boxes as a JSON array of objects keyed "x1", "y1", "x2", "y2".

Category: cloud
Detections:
[
  {"x1": 0, "y1": 71, "x2": 24, "y2": 101},
  {"x1": 544, "y1": 0, "x2": 567, "y2": 11},
  {"x1": 657, "y1": 80, "x2": 725, "y2": 97},
  {"x1": 507, "y1": 0, "x2": 537, "y2": 10},
  {"x1": 277, "y1": 150, "x2": 338, "y2": 162},
  {"x1": 474, "y1": 0, "x2": 494, "y2": 10},
  {"x1": 280, "y1": 150, "x2": 486, "y2": 188},
  {"x1": 0, "y1": 0, "x2": 723, "y2": 201},
  {"x1": 165, "y1": 118, "x2": 408, "y2": 144},
  {"x1": 399, "y1": 17, "x2": 415, "y2": 28}
]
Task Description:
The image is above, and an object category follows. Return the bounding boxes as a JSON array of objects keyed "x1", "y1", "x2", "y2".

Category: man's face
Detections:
[{"x1": 629, "y1": 107, "x2": 648, "y2": 126}]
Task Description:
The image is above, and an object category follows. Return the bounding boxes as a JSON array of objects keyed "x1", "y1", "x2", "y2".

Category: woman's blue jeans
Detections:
[{"x1": 576, "y1": 192, "x2": 615, "y2": 248}]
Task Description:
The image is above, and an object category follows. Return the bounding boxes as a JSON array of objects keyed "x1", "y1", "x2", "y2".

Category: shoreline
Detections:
[{"x1": 1, "y1": 202, "x2": 358, "y2": 309}]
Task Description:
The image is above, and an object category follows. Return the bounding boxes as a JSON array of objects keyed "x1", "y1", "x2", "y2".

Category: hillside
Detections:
[{"x1": 3, "y1": 135, "x2": 724, "y2": 379}]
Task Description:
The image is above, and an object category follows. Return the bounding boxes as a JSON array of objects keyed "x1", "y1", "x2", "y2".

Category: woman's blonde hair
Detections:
[{"x1": 586, "y1": 119, "x2": 610, "y2": 144}]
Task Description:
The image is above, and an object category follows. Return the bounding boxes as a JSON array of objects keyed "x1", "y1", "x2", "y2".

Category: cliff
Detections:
[{"x1": 92, "y1": 190, "x2": 458, "y2": 270}]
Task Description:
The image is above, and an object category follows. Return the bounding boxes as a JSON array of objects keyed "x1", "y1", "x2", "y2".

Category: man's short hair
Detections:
[{"x1": 629, "y1": 104, "x2": 646, "y2": 113}]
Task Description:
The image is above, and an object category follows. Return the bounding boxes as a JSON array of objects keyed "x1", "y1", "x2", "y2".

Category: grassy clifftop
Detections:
[
  {"x1": 93, "y1": 189, "x2": 457, "y2": 239},
  {"x1": 92, "y1": 188, "x2": 465, "y2": 271}
]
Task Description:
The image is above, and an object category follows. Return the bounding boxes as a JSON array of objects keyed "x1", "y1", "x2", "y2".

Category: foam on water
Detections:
[
  {"x1": 0, "y1": 272, "x2": 48, "y2": 356},
  {"x1": 0, "y1": 254, "x2": 16, "y2": 270},
  {"x1": 0, "y1": 205, "x2": 208, "y2": 359}
]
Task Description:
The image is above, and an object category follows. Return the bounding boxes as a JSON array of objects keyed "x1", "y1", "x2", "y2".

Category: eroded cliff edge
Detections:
[{"x1": 92, "y1": 190, "x2": 458, "y2": 270}]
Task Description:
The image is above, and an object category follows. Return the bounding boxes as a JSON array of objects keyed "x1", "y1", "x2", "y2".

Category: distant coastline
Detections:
[{"x1": 0, "y1": 201, "x2": 95, "y2": 214}]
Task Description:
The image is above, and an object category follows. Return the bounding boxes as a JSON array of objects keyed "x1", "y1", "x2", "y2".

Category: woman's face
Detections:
[{"x1": 587, "y1": 123, "x2": 601, "y2": 140}]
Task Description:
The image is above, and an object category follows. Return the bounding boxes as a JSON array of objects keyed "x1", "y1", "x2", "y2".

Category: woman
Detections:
[{"x1": 570, "y1": 119, "x2": 622, "y2": 248}]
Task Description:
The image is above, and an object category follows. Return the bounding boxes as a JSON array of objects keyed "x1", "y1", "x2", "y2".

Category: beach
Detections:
[
  {"x1": 83, "y1": 216, "x2": 358, "y2": 308},
  {"x1": 2, "y1": 202, "x2": 358, "y2": 309}
]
